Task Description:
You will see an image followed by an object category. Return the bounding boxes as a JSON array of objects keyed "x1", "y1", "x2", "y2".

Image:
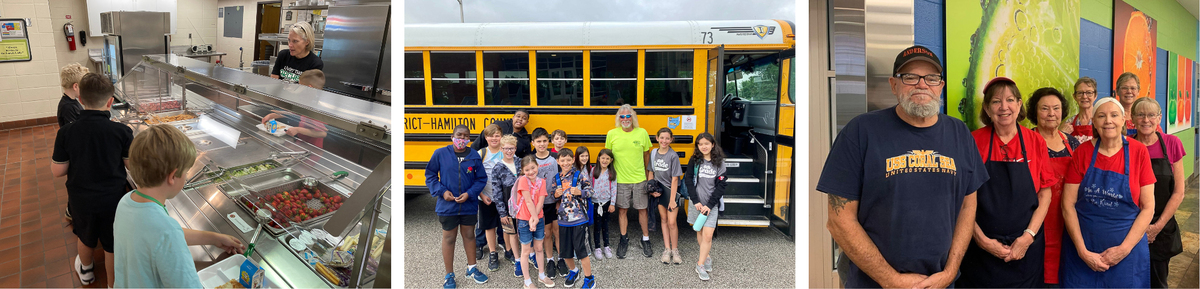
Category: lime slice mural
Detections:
[{"x1": 948, "y1": 0, "x2": 1080, "y2": 130}]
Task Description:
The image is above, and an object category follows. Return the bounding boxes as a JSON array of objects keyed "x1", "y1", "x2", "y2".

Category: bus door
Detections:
[
  {"x1": 714, "y1": 51, "x2": 785, "y2": 228},
  {"x1": 772, "y1": 50, "x2": 796, "y2": 237},
  {"x1": 705, "y1": 45, "x2": 724, "y2": 140}
]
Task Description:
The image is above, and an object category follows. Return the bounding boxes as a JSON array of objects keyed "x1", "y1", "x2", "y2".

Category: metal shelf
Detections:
[{"x1": 283, "y1": 5, "x2": 328, "y2": 10}]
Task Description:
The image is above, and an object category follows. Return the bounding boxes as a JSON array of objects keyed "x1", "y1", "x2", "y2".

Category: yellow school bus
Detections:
[{"x1": 403, "y1": 20, "x2": 796, "y2": 235}]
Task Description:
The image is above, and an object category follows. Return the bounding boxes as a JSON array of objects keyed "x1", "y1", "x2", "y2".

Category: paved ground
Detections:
[
  {"x1": 1167, "y1": 176, "x2": 1200, "y2": 288},
  {"x1": 404, "y1": 195, "x2": 795, "y2": 288}
]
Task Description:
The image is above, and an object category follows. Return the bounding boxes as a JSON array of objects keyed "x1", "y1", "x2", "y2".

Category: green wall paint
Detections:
[
  {"x1": 1082, "y1": 0, "x2": 1198, "y2": 59},
  {"x1": 1082, "y1": 0, "x2": 1113, "y2": 28},
  {"x1": 1174, "y1": 129, "x2": 1195, "y2": 176}
]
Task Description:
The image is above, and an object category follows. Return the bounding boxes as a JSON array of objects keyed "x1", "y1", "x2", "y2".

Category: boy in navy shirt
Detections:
[{"x1": 52, "y1": 73, "x2": 134, "y2": 288}]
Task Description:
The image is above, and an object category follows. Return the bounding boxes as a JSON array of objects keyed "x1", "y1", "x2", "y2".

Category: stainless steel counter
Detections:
[
  {"x1": 108, "y1": 65, "x2": 389, "y2": 288},
  {"x1": 140, "y1": 54, "x2": 389, "y2": 145}
]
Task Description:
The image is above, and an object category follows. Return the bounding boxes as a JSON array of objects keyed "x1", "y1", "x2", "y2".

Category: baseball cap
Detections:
[{"x1": 893, "y1": 45, "x2": 943, "y2": 75}]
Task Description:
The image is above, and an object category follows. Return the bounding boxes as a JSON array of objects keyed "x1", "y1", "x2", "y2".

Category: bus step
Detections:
[
  {"x1": 723, "y1": 157, "x2": 757, "y2": 176},
  {"x1": 726, "y1": 177, "x2": 760, "y2": 183},
  {"x1": 717, "y1": 215, "x2": 771, "y2": 227},
  {"x1": 723, "y1": 196, "x2": 766, "y2": 204}
]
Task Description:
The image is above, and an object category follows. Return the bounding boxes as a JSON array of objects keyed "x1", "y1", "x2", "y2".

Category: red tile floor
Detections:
[{"x1": 0, "y1": 124, "x2": 104, "y2": 288}]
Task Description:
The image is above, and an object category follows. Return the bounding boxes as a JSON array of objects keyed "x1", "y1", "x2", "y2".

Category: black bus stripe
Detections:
[
  {"x1": 404, "y1": 107, "x2": 695, "y2": 115},
  {"x1": 405, "y1": 134, "x2": 694, "y2": 144}
]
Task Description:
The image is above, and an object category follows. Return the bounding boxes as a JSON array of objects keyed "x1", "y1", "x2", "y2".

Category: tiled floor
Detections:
[
  {"x1": 0, "y1": 124, "x2": 105, "y2": 288},
  {"x1": 1167, "y1": 177, "x2": 1200, "y2": 288}
]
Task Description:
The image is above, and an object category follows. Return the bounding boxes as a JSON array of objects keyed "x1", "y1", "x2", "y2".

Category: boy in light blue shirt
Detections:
[{"x1": 114, "y1": 124, "x2": 246, "y2": 288}]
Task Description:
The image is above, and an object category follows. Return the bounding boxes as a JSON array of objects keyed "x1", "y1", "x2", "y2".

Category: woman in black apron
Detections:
[
  {"x1": 959, "y1": 78, "x2": 1054, "y2": 288},
  {"x1": 1130, "y1": 98, "x2": 1185, "y2": 288}
]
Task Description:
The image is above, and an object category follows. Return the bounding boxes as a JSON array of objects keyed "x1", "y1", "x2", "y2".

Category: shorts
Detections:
[
  {"x1": 542, "y1": 203, "x2": 559, "y2": 224},
  {"x1": 439, "y1": 214, "x2": 478, "y2": 231},
  {"x1": 687, "y1": 206, "x2": 719, "y2": 229},
  {"x1": 558, "y1": 225, "x2": 591, "y2": 259},
  {"x1": 615, "y1": 181, "x2": 649, "y2": 210},
  {"x1": 657, "y1": 192, "x2": 684, "y2": 209},
  {"x1": 501, "y1": 217, "x2": 517, "y2": 234},
  {"x1": 71, "y1": 206, "x2": 116, "y2": 253},
  {"x1": 518, "y1": 219, "x2": 546, "y2": 244},
  {"x1": 478, "y1": 204, "x2": 501, "y2": 230}
]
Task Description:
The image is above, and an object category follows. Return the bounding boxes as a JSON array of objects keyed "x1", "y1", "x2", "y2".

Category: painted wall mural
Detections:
[
  {"x1": 947, "y1": 0, "x2": 1080, "y2": 130},
  {"x1": 1167, "y1": 52, "x2": 1194, "y2": 133},
  {"x1": 1112, "y1": 0, "x2": 1157, "y2": 100}
]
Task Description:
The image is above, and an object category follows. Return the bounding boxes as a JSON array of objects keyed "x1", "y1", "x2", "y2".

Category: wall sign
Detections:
[{"x1": 0, "y1": 19, "x2": 32, "y2": 63}]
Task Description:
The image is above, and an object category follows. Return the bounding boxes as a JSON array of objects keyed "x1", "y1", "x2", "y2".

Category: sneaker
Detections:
[
  {"x1": 696, "y1": 265, "x2": 710, "y2": 281},
  {"x1": 704, "y1": 257, "x2": 713, "y2": 272},
  {"x1": 476, "y1": 246, "x2": 486, "y2": 260},
  {"x1": 541, "y1": 276, "x2": 556, "y2": 288},
  {"x1": 593, "y1": 248, "x2": 604, "y2": 261},
  {"x1": 488, "y1": 252, "x2": 500, "y2": 272},
  {"x1": 641, "y1": 239, "x2": 653, "y2": 258},
  {"x1": 466, "y1": 267, "x2": 489, "y2": 284},
  {"x1": 443, "y1": 273, "x2": 456, "y2": 288},
  {"x1": 524, "y1": 280, "x2": 537, "y2": 289},
  {"x1": 671, "y1": 249, "x2": 683, "y2": 265},
  {"x1": 581, "y1": 276, "x2": 596, "y2": 289},
  {"x1": 564, "y1": 270, "x2": 579, "y2": 287},
  {"x1": 505, "y1": 250, "x2": 515, "y2": 265},
  {"x1": 529, "y1": 254, "x2": 538, "y2": 270},
  {"x1": 74, "y1": 255, "x2": 95, "y2": 285},
  {"x1": 660, "y1": 249, "x2": 671, "y2": 264},
  {"x1": 514, "y1": 261, "x2": 523, "y2": 278},
  {"x1": 616, "y1": 236, "x2": 629, "y2": 259},
  {"x1": 604, "y1": 246, "x2": 614, "y2": 259},
  {"x1": 545, "y1": 259, "x2": 557, "y2": 279},
  {"x1": 556, "y1": 259, "x2": 568, "y2": 277}
]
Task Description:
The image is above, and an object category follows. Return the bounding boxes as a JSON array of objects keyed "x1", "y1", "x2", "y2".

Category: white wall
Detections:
[
  {"x1": 215, "y1": 0, "x2": 263, "y2": 69},
  {"x1": 0, "y1": 0, "x2": 63, "y2": 123},
  {"x1": 0, "y1": 0, "x2": 220, "y2": 125},
  {"x1": 173, "y1": 0, "x2": 218, "y2": 49}
]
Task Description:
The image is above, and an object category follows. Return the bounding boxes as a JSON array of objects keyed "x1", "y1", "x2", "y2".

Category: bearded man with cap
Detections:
[{"x1": 817, "y1": 45, "x2": 989, "y2": 288}]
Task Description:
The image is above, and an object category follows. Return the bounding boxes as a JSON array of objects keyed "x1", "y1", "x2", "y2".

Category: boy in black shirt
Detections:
[
  {"x1": 52, "y1": 73, "x2": 134, "y2": 288},
  {"x1": 57, "y1": 63, "x2": 87, "y2": 127}
]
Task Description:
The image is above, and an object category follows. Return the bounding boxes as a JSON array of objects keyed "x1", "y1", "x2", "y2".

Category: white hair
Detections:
[{"x1": 614, "y1": 104, "x2": 639, "y2": 128}]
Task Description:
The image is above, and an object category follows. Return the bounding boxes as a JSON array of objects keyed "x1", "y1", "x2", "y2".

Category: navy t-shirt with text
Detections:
[{"x1": 816, "y1": 106, "x2": 988, "y2": 288}]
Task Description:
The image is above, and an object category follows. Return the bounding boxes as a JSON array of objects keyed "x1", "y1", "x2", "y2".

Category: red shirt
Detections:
[
  {"x1": 1065, "y1": 137, "x2": 1157, "y2": 207},
  {"x1": 971, "y1": 126, "x2": 1058, "y2": 190},
  {"x1": 515, "y1": 176, "x2": 547, "y2": 221}
]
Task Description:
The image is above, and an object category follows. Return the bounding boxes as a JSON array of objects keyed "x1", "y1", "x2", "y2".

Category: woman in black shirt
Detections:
[{"x1": 271, "y1": 22, "x2": 323, "y2": 83}]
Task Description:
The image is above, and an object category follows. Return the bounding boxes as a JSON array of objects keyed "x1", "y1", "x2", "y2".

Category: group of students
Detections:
[
  {"x1": 53, "y1": 63, "x2": 245, "y2": 288},
  {"x1": 51, "y1": 51, "x2": 334, "y2": 287},
  {"x1": 426, "y1": 106, "x2": 728, "y2": 289},
  {"x1": 819, "y1": 45, "x2": 1187, "y2": 288}
]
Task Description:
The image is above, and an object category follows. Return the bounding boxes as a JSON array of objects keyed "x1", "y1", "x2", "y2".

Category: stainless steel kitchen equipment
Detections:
[
  {"x1": 100, "y1": 11, "x2": 170, "y2": 80},
  {"x1": 320, "y1": 2, "x2": 391, "y2": 103},
  {"x1": 109, "y1": 55, "x2": 391, "y2": 288}
]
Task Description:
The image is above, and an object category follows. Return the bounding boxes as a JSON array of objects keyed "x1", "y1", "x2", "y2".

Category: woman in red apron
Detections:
[
  {"x1": 959, "y1": 78, "x2": 1055, "y2": 288},
  {"x1": 1060, "y1": 97, "x2": 1155, "y2": 288},
  {"x1": 1068, "y1": 77, "x2": 1098, "y2": 143},
  {"x1": 1130, "y1": 98, "x2": 1186, "y2": 288},
  {"x1": 1027, "y1": 88, "x2": 1081, "y2": 286}
]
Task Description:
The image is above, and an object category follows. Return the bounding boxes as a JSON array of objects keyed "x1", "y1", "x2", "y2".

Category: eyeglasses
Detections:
[
  {"x1": 1134, "y1": 113, "x2": 1160, "y2": 119},
  {"x1": 619, "y1": 114, "x2": 633, "y2": 119},
  {"x1": 501, "y1": 147, "x2": 517, "y2": 151},
  {"x1": 1074, "y1": 91, "x2": 1096, "y2": 96},
  {"x1": 894, "y1": 73, "x2": 944, "y2": 86},
  {"x1": 1119, "y1": 86, "x2": 1139, "y2": 91}
]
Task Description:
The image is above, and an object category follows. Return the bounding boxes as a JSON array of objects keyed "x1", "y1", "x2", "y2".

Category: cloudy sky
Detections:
[{"x1": 404, "y1": 0, "x2": 796, "y2": 24}]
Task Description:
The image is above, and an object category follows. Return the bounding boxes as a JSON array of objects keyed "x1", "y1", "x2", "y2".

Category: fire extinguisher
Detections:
[{"x1": 63, "y1": 22, "x2": 76, "y2": 51}]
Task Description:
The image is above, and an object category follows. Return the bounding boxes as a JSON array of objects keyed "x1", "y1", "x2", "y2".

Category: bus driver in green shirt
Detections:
[{"x1": 604, "y1": 104, "x2": 656, "y2": 259}]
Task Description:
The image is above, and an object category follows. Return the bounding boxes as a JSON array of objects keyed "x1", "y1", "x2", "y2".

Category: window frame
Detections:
[
  {"x1": 590, "y1": 50, "x2": 639, "y2": 106},
  {"x1": 535, "y1": 51, "x2": 585, "y2": 106},
  {"x1": 429, "y1": 51, "x2": 480, "y2": 105},
  {"x1": 482, "y1": 51, "x2": 532, "y2": 106},
  {"x1": 643, "y1": 50, "x2": 694, "y2": 106},
  {"x1": 403, "y1": 51, "x2": 427, "y2": 105}
]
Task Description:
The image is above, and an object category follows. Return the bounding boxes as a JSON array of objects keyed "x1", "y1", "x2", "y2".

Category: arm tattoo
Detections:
[{"x1": 829, "y1": 195, "x2": 851, "y2": 215}]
